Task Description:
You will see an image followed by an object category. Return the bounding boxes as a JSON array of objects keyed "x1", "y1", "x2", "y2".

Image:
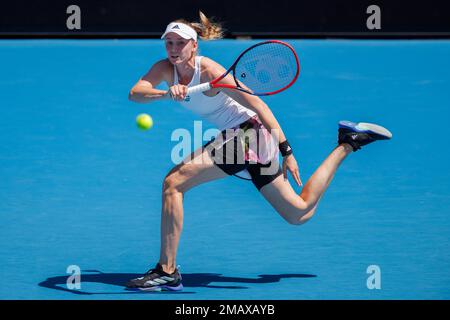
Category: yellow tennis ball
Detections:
[{"x1": 136, "y1": 113, "x2": 153, "y2": 130}]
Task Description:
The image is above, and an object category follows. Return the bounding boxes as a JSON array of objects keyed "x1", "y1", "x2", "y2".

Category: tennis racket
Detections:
[{"x1": 186, "y1": 40, "x2": 300, "y2": 96}]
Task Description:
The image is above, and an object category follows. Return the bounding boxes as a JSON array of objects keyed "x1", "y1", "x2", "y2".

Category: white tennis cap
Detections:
[{"x1": 161, "y1": 22, "x2": 198, "y2": 41}]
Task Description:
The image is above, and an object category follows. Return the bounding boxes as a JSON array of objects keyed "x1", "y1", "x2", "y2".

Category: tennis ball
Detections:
[{"x1": 136, "y1": 113, "x2": 153, "y2": 130}]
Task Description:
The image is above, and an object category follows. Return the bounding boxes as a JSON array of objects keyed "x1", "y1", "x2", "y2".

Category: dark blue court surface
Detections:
[{"x1": 1, "y1": 39, "x2": 449, "y2": 299}]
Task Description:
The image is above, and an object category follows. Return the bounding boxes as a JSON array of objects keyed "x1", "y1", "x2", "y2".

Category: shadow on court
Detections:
[{"x1": 38, "y1": 270, "x2": 316, "y2": 295}]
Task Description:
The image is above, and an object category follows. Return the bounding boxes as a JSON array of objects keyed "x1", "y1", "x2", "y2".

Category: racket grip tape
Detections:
[{"x1": 187, "y1": 82, "x2": 212, "y2": 94}]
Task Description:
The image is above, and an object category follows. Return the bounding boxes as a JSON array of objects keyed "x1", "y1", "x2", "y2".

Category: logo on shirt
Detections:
[{"x1": 184, "y1": 95, "x2": 191, "y2": 102}]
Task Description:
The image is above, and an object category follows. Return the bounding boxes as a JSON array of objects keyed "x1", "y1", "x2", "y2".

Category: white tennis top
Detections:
[{"x1": 173, "y1": 56, "x2": 256, "y2": 131}]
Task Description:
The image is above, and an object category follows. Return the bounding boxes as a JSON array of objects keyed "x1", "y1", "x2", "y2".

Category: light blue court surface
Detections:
[{"x1": 1, "y1": 39, "x2": 450, "y2": 300}]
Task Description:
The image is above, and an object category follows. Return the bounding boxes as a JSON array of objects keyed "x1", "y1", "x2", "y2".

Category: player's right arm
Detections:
[{"x1": 128, "y1": 59, "x2": 172, "y2": 103}]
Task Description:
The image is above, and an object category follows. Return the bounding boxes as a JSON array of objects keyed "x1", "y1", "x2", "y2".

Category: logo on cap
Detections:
[{"x1": 172, "y1": 25, "x2": 180, "y2": 29}]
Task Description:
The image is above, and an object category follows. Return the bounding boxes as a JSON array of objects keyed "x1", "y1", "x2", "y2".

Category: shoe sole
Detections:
[
  {"x1": 136, "y1": 283, "x2": 184, "y2": 292},
  {"x1": 339, "y1": 120, "x2": 392, "y2": 139}
]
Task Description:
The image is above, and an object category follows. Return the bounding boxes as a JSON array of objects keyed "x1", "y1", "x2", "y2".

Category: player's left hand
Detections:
[{"x1": 282, "y1": 154, "x2": 303, "y2": 187}]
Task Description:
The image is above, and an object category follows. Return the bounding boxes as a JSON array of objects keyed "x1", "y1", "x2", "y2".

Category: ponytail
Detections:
[{"x1": 176, "y1": 11, "x2": 224, "y2": 40}]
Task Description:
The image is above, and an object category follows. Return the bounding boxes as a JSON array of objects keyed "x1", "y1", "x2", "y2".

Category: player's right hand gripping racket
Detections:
[{"x1": 187, "y1": 40, "x2": 300, "y2": 96}]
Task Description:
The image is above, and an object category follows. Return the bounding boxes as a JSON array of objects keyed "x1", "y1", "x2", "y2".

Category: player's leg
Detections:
[
  {"x1": 126, "y1": 145, "x2": 228, "y2": 291},
  {"x1": 159, "y1": 146, "x2": 228, "y2": 274},
  {"x1": 260, "y1": 120, "x2": 392, "y2": 225},
  {"x1": 260, "y1": 143, "x2": 352, "y2": 225}
]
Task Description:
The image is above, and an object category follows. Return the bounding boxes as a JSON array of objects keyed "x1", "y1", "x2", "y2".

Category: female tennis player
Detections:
[{"x1": 126, "y1": 12, "x2": 392, "y2": 291}]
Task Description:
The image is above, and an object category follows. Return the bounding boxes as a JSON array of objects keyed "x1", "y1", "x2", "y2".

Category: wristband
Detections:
[{"x1": 279, "y1": 140, "x2": 293, "y2": 157}]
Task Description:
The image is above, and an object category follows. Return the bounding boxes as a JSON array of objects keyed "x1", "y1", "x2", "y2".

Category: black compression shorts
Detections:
[{"x1": 203, "y1": 118, "x2": 283, "y2": 191}]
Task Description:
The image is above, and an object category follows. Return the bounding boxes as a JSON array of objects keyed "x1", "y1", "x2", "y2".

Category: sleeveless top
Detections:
[{"x1": 173, "y1": 56, "x2": 256, "y2": 131}]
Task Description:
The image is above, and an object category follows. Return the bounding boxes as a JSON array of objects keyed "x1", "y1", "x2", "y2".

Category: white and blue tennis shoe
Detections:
[{"x1": 338, "y1": 120, "x2": 392, "y2": 151}]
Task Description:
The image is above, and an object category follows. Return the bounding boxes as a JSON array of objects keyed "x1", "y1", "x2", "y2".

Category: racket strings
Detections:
[{"x1": 234, "y1": 42, "x2": 298, "y2": 94}]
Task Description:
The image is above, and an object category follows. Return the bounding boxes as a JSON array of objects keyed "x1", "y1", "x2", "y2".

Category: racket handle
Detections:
[{"x1": 187, "y1": 82, "x2": 212, "y2": 94}]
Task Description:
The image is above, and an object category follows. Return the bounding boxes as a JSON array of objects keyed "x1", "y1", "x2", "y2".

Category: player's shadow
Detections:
[{"x1": 38, "y1": 270, "x2": 316, "y2": 295}]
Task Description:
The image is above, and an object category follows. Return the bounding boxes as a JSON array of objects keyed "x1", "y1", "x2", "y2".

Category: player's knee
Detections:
[
  {"x1": 285, "y1": 215, "x2": 309, "y2": 226},
  {"x1": 296, "y1": 207, "x2": 316, "y2": 225},
  {"x1": 280, "y1": 210, "x2": 305, "y2": 226},
  {"x1": 163, "y1": 173, "x2": 182, "y2": 196},
  {"x1": 285, "y1": 216, "x2": 306, "y2": 226},
  {"x1": 284, "y1": 206, "x2": 316, "y2": 226},
  {"x1": 163, "y1": 165, "x2": 192, "y2": 195}
]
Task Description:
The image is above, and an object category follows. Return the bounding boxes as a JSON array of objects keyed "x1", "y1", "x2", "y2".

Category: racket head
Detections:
[{"x1": 218, "y1": 40, "x2": 300, "y2": 96}]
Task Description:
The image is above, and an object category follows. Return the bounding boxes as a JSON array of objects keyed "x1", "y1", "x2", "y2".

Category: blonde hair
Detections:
[{"x1": 176, "y1": 11, "x2": 224, "y2": 40}]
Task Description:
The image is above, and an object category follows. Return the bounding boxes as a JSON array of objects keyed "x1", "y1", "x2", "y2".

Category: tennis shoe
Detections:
[
  {"x1": 125, "y1": 263, "x2": 183, "y2": 292},
  {"x1": 338, "y1": 120, "x2": 392, "y2": 151}
]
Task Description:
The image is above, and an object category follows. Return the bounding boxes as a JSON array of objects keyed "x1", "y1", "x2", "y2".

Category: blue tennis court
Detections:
[{"x1": 1, "y1": 39, "x2": 449, "y2": 299}]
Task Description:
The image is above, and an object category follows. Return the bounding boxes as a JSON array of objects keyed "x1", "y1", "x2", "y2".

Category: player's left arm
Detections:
[{"x1": 201, "y1": 57, "x2": 302, "y2": 186}]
